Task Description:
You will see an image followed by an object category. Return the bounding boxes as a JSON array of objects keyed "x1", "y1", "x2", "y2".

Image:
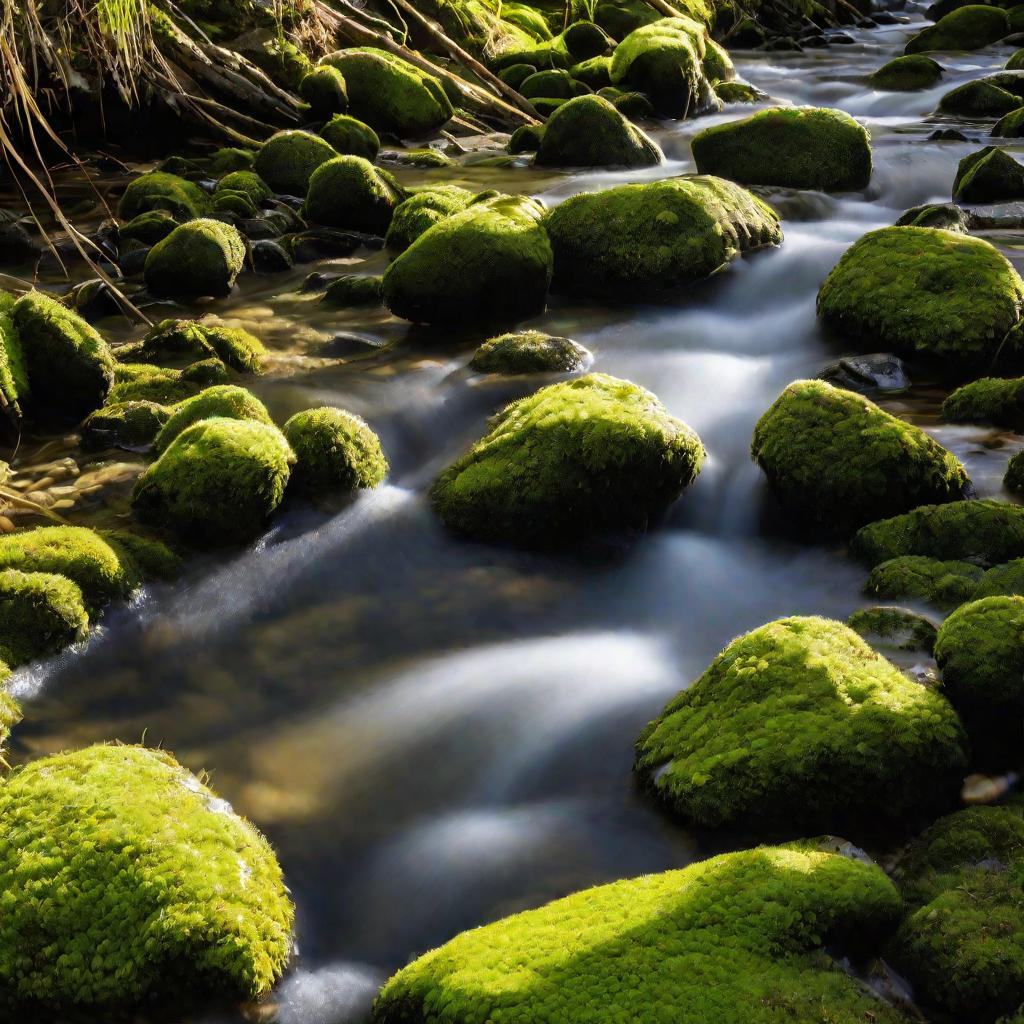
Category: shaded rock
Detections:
[
  {"x1": 944, "y1": 375, "x2": 1024, "y2": 429},
  {"x1": 118, "y1": 171, "x2": 209, "y2": 220},
  {"x1": 864, "y1": 555, "x2": 984, "y2": 609},
  {"x1": 299, "y1": 65, "x2": 348, "y2": 118},
  {"x1": 254, "y1": 130, "x2": 338, "y2": 197},
  {"x1": 321, "y1": 275, "x2": 384, "y2": 307},
  {"x1": 303, "y1": 156, "x2": 404, "y2": 233},
  {"x1": 953, "y1": 146, "x2": 1024, "y2": 202},
  {"x1": 895, "y1": 202, "x2": 972, "y2": 231},
  {"x1": 319, "y1": 114, "x2": 381, "y2": 161},
  {"x1": 819, "y1": 353, "x2": 910, "y2": 393},
  {"x1": 848, "y1": 605, "x2": 938, "y2": 653},
  {"x1": 143, "y1": 219, "x2": 246, "y2": 299},
  {"x1": 0, "y1": 568, "x2": 88, "y2": 665},
  {"x1": 251, "y1": 239, "x2": 293, "y2": 273},
  {"x1": 905, "y1": 4, "x2": 1009, "y2": 53},
  {"x1": 534, "y1": 94, "x2": 662, "y2": 168},
  {"x1": 869, "y1": 54, "x2": 943, "y2": 90}
]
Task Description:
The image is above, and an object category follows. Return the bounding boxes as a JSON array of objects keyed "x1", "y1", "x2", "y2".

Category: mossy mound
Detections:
[
  {"x1": 520, "y1": 68, "x2": 589, "y2": 99},
  {"x1": 0, "y1": 744, "x2": 293, "y2": 1013},
  {"x1": 817, "y1": 226, "x2": 1024, "y2": 370},
  {"x1": 132, "y1": 417, "x2": 294, "y2": 545},
  {"x1": 80, "y1": 400, "x2": 171, "y2": 451},
  {"x1": 0, "y1": 568, "x2": 88, "y2": 665},
  {"x1": 905, "y1": 4, "x2": 1009, "y2": 52},
  {"x1": 110, "y1": 359, "x2": 228, "y2": 405},
  {"x1": 508, "y1": 123, "x2": 546, "y2": 154},
  {"x1": 120, "y1": 318, "x2": 266, "y2": 375},
  {"x1": 383, "y1": 194, "x2": 552, "y2": 326},
  {"x1": 319, "y1": 114, "x2": 381, "y2": 161},
  {"x1": 469, "y1": 330, "x2": 591, "y2": 374},
  {"x1": 864, "y1": 555, "x2": 983, "y2": 608},
  {"x1": 321, "y1": 275, "x2": 383, "y2": 306},
  {"x1": 852, "y1": 500, "x2": 1024, "y2": 566},
  {"x1": 975, "y1": 557, "x2": 1024, "y2": 598},
  {"x1": 939, "y1": 75, "x2": 1024, "y2": 116},
  {"x1": 99, "y1": 529, "x2": 181, "y2": 584},
  {"x1": 750, "y1": 379, "x2": 968, "y2": 535},
  {"x1": 283, "y1": 407, "x2": 387, "y2": 494},
  {"x1": 210, "y1": 147, "x2": 255, "y2": 174},
  {"x1": 994, "y1": 105, "x2": 1024, "y2": 136},
  {"x1": 119, "y1": 210, "x2": 179, "y2": 246},
  {"x1": 571, "y1": 55, "x2": 613, "y2": 87},
  {"x1": 534, "y1": 95, "x2": 662, "y2": 168},
  {"x1": 215, "y1": 171, "x2": 272, "y2": 205},
  {"x1": 953, "y1": 146, "x2": 1024, "y2": 202},
  {"x1": 943, "y1": 375, "x2": 1024, "y2": 429},
  {"x1": 373, "y1": 846, "x2": 905, "y2": 1024},
  {"x1": 11, "y1": 291, "x2": 114, "y2": 416},
  {"x1": 154, "y1": 385, "x2": 274, "y2": 454},
  {"x1": 118, "y1": 171, "x2": 209, "y2": 221},
  {"x1": 299, "y1": 65, "x2": 348, "y2": 118},
  {"x1": 385, "y1": 186, "x2": 479, "y2": 252},
  {"x1": 847, "y1": 605, "x2": 938, "y2": 653},
  {"x1": 714, "y1": 80, "x2": 764, "y2": 103},
  {"x1": 1008, "y1": 450, "x2": 1024, "y2": 493},
  {"x1": 303, "y1": 156, "x2": 404, "y2": 233},
  {"x1": 889, "y1": 807, "x2": 1024, "y2": 1023},
  {"x1": 431, "y1": 373, "x2": 704, "y2": 545},
  {"x1": 692, "y1": 107, "x2": 871, "y2": 192},
  {"x1": 498, "y1": 62, "x2": 538, "y2": 88},
  {"x1": 635, "y1": 616, "x2": 968, "y2": 833},
  {"x1": 544, "y1": 175, "x2": 781, "y2": 300},
  {"x1": 144, "y1": 219, "x2": 246, "y2": 299},
  {"x1": 254, "y1": 130, "x2": 338, "y2": 196},
  {"x1": 869, "y1": 54, "x2": 943, "y2": 90},
  {"x1": 0, "y1": 292, "x2": 28, "y2": 428},
  {"x1": 212, "y1": 191, "x2": 258, "y2": 218},
  {"x1": 321, "y1": 48, "x2": 453, "y2": 137}
]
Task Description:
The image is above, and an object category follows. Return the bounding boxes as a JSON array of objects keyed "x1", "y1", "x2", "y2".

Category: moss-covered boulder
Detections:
[
  {"x1": 0, "y1": 744, "x2": 293, "y2": 1013},
  {"x1": 852, "y1": 500, "x2": 1024, "y2": 566},
  {"x1": 144, "y1": 219, "x2": 246, "y2": 299},
  {"x1": 869, "y1": 54, "x2": 943, "y2": 90},
  {"x1": 210, "y1": 147, "x2": 255, "y2": 174},
  {"x1": 254, "y1": 130, "x2": 338, "y2": 196},
  {"x1": 118, "y1": 210, "x2": 178, "y2": 246},
  {"x1": 321, "y1": 275, "x2": 383, "y2": 307},
  {"x1": 943, "y1": 375, "x2": 1024, "y2": 428},
  {"x1": 383, "y1": 194, "x2": 552, "y2": 326},
  {"x1": 118, "y1": 171, "x2": 209, "y2": 221},
  {"x1": 119, "y1": 318, "x2": 266, "y2": 375},
  {"x1": 534, "y1": 95, "x2": 662, "y2": 168},
  {"x1": 11, "y1": 291, "x2": 114, "y2": 416},
  {"x1": 847, "y1": 605, "x2": 938, "y2": 653},
  {"x1": 319, "y1": 114, "x2": 381, "y2": 161},
  {"x1": 817, "y1": 226, "x2": 1024, "y2": 369},
  {"x1": 373, "y1": 846, "x2": 906, "y2": 1024},
  {"x1": 110, "y1": 359, "x2": 228, "y2": 405},
  {"x1": 282, "y1": 407, "x2": 387, "y2": 494},
  {"x1": 215, "y1": 171, "x2": 272, "y2": 206},
  {"x1": 692, "y1": 107, "x2": 871, "y2": 192},
  {"x1": 520, "y1": 68, "x2": 588, "y2": 99},
  {"x1": 571, "y1": 55, "x2": 613, "y2": 88},
  {"x1": 0, "y1": 292, "x2": 28, "y2": 428},
  {"x1": 953, "y1": 146, "x2": 1024, "y2": 202},
  {"x1": 940, "y1": 77, "x2": 1024, "y2": 116},
  {"x1": 132, "y1": 418, "x2": 294, "y2": 545},
  {"x1": 321, "y1": 48, "x2": 453, "y2": 137},
  {"x1": 385, "y1": 186, "x2": 479, "y2": 252},
  {"x1": 80, "y1": 400, "x2": 171, "y2": 451},
  {"x1": 0, "y1": 568, "x2": 88, "y2": 665},
  {"x1": 303, "y1": 156, "x2": 404, "y2": 234},
  {"x1": 975, "y1": 557, "x2": 1024, "y2": 598},
  {"x1": 544, "y1": 175, "x2": 781, "y2": 300},
  {"x1": 864, "y1": 555, "x2": 983, "y2": 608},
  {"x1": 889, "y1": 807, "x2": 1024, "y2": 1023},
  {"x1": 751, "y1": 380, "x2": 968, "y2": 535},
  {"x1": 635, "y1": 616, "x2": 967, "y2": 833},
  {"x1": 1007, "y1": 450, "x2": 1024, "y2": 493},
  {"x1": 905, "y1": 4, "x2": 1009, "y2": 52},
  {"x1": 299, "y1": 65, "x2": 348, "y2": 118},
  {"x1": 431, "y1": 373, "x2": 704, "y2": 545},
  {"x1": 154, "y1": 385, "x2": 274, "y2": 454},
  {"x1": 470, "y1": 330, "x2": 591, "y2": 374},
  {"x1": 993, "y1": 105, "x2": 1024, "y2": 136}
]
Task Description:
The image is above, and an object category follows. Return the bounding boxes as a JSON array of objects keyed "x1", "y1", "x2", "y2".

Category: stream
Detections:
[{"x1": 4, "y1": 5, "x2": 1023, "y2": 1021}]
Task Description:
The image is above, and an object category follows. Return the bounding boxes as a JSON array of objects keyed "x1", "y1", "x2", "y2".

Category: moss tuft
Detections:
[
  {"x1": 0, "y1": 292, "x2": 28, "y2": 427},
  {"x1": 470, "y1": 330, "x2": 591, "y2": 374},
  {"x1": 110, "y1": 359, "x2": 228, "y2": 405},
  {"x1": 144, "y1": 219, "x2": 246, "y2": 299},
  {"x1": 319, "y1": 114, "x2": 381, "y2": 161},
  {"x1": 864, "y1": 555, "x2": 983, "y2": 608},
  {"x1": 869, "y1": 54, "x2": 943, "y2": 90},
  {"x1": 254, "y1": 130, "x2": 338, "y2": 196},
  {"x1": 118, "y1": 172, "x2": 209, "y2": 221},
  {"x1": 154, "y1": 385, "x2": 274, "y2": 454},
  {"x1": 209, "y1": 147, "x2": 255, "y2": 174},
  {"x1": 283, "y1": 407, "x2": 387, "y2": 494},
  {"x1": 303, "y1": 156, "x2": 405, "y2": 233},
  {"x1": 535, "y1": 94, "x2": 662, "y2": 168},
  {"x1": 905, "y1": 4, "x2": 1009, "y2": 53},
  {"x1": 0, "y1": 568, "x2": 88, "y2": 665},
  {"x1": 122, "y1": 318, "x2": 266, "y2": 375}
]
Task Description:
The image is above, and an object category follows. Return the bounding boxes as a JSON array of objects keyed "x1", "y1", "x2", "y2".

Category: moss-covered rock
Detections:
[
  {"x1": 120, "y1": 318, "x2": 266, "y2": 375},
  {"x1": 144, "y1": 219, "x2": 246, "y2": 300},
  {"x1": 953, "y1": 146, "x2": 1024, "y2": 202},
  {"x1": 383, "y1": 194, "x2": 552, "y2": 326},
  {"x1": 0, "y1": 568, "x2": 88, "y2": 665},
  {"x1": 215, "y1": 171, "x2": 272, "y2": 205},
  {"x1": 944, "y1": 376, "x2": 1024, "y2": 429},
  {"x1": 118, "y1": 172, "x2": 209, "y2": 221},
  {"x1": 852, "y1": 500, "x2": 1024, "y2": 566},
  {"x1": 470, "y1": 330, "x2": 591, "y2": 373},
  {"x1": 282, "y1": 407, "x2": 387, "y2": 494},
  {"x1": 132, "y1": 417, "x2": 294, "y2": 545},
  {"x1": 209, "y1": 147, "x2": 255, "y2": 174},
  {"x1": 431, "y1": 373, "x2": 704, "y2": 545},
  {"x1": 508, "y1": 123, "x2": 545, "y2": 155},
  {"x1": 211, "y1": 191, "x2": 258, "y2": 219},
  {"x1": 869, "y1": 54, "x2": 943, "y2": 90},
  {"x1": 817, "y1": 226, "x2": 1024, "y2": 369},
  {"x1": 385, "y1": 185, "x2": 480, "y2": 252},
  {"x1": 373, "y1": 846, "x2": 906, "y2": 1024},
  {"x1": 299, "y1": 65, "x2": 348, "y2": 118},
  {"x1": 80, "y1": 400, "x2": 171, "y2": 451},
  {"x1": 974, "y1": 557, "x2": 1024, "y2": 598},
  {"x1": 319, "y1": 114, "x2": 381, "y2": 161},
  {"x1": 321, "y1": 275, "x2": 384, "y2": 306},
  {"x1": 154, "y1": 385, "x2": 274, "y2": 454},
  {"x1": 993, "y1": 105, "x2": 1024, "y2": 136},
  {"x1": 714, "y1": 80, "x2": 764, "y2": 103},
  {"x1": 303, "y1": 156, "x2": 404, "y2": 233},
  {"x1": 864, "y1": 554, "x2": 983, "y2": 608},
  {"x1": 118, "y1": 210, "x2": 179, "y2": 246},
  {"x1": 750, "y1": 379, "x2": 968, "y2": 535},
  {"x1": 635, "y1": 616, "x2": 967, "y2": 833},
  {"x1": 498, "y1": 62, "x2": 538, "y2": 88},
  {"x1": 0, "y1": 293, "x2": 28, "y2": 428},
  {"x1": 940, "y1": 77, "x2": 1024, "y2": 115},
  {"x1": 0, "y1": 744, "x2": 293, "y2": 1012},
  {"x1": 1007, "y1": 449, "x2": 1024, "y2": 493},
  {"x1": 905, "y1": 4, "x2": 1009, "y2": 52},
  {"x1": 847, "y1": 604, "x2": 938, "y2": 653},
  {"x1": 254, "y1": 130, "x2": 338, "y2": 196},
  {"x1": 534, "y1": 94, "x2": 662, "y2": 168},
  {"x1": 321, "y1": 48, "x2": 453, "y2": 137},
  {"x1": 544, "y1": 175, "x2": 781, "y2": 300},
  {"x1": 11, "y1": 291, "x2": 114, "y2": 416},
  {"x1": 110, "y1": 359, "x2": 228, "y2": 405},
  {"x1": 691, "y1": 107, "x2": 871, "y2": 191},
  {"x1": 571, "y1": 55, "x2": 613, "y2": 88},
  {"x1": 520, "y1": 68, "x2": 589, "y2": 99},
  {"x1": 99, "y1": 528, "x2": 181, "y2": 584}
]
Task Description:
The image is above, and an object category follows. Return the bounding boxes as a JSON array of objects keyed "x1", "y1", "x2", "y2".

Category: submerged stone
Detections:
[
  {"x1": 319, "y1": 114, "x2": 381, "y2": 161},
  {"x1": 321, "y1": 275, "x2": 384, "y2": 307},
  {"x1": 869, "y1": 54, "x2": 943, "y2": 90},
  {"x1": 534, "y1": 94, "x2": 662, "y2": 168},
  {"x1": 153, "y1": 385, "x2": 274, "y2": 454},
  {"x1": 864, "y1": 555, "x2": 984, "y2": 609},
  {"x1": 254, "y1": 130, "x2": 338, "y2": 196},
  {"x1": 143, "y1": 219, "x2": 246, "y2": 299},
  {"x1": 847, "y1": 604, "x2": 938, "y2": 653},
  {"x1": 0, "y1": 567, "x2": 88, "y2": 665},
  {"x1": 469, "y1": 330, "x2": 591, "y2": 374},
  {"x1": 303, "y1": 156, "x2": 404, "y2": 233},
  {"x1": 905, "y1": 4, "x2": 1009, "y2": 53},
  {"x1": 283, "y1": 407, "x2": 387, "y2": 494},
  {"x1": 953, "y1": 146, "x2": 1024, "y2": 202}
]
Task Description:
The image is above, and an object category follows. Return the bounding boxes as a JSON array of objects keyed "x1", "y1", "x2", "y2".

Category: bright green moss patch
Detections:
[
  {"x1": 319, "y1": 114, "x2": 380, "y2": 161},
  {"x1": 121, "y1": 318, "x2": 266, "y2": 375},
  {"x1": 154, "y1": 385, "x2": 273, "y2": 454},
  {"x1": 906, "y1": 4, "x2": 1009, "y2": 53},
  {"x1": 870, "y1": 54, "x2": 943, "y2": 90},
  {"x1": 544, "y1": 175, "x2": 781, "y2": 300},
  {"x1": 944, "y1": 376, "x2": 1024, "y2": 429},
  {"x1": 254, "y1": 130, "x2": 338, "y2": 196},
  {"x1": 470, "y1": 330, "x2": 591, "y2": 374},
  {"x1": 80, "y1": 400, "x2": 171, "y2": 451},
  {"x1": 571, "y1": 55, "x2": 613, "y2": 88},
  {"x1": 132, "y1": 417, "x2": 294, "y2": 545},
  {"x1": 118, "y1": 171, "x2": 209, "y2": 220},
  {"x1": 848, "y1": 604, "x2": 938, "y2": 653},
  {"x1": 385, "y1": 186, "x2": 479, "y2": 252},
  {"x1": 636, "y1": 615, "x2": 967, "y2": 833},
  {"x1": 373, "y1": 845, "x2": 905, "y2": 1024},
  {"x1": 974, "y1": 557, "x2": 1024, "y2": 598},
  {"x1": 751, "y1": 380, "x2": 967, "y2": 535},
  {"x1": 300, "y1": 65, "x2": 348, "y2": 118},
  {"x1": 215, "y1": 171, "x2": 272, "y2": 205},
  {"x1": 535, "y1": 94, "x2": 662, "y2": 168},
  {"x1": 692, "y1": 107, "x2": 872, "y2": 191},
  {"x1": 817, "y1": 226, "x2": 1024, "y2": 369},
  {"x1": 0, "y1": 744, "x2": 293, "y2": 1012},
  {"x1": 431, "y1": 373, "x2": 704, "y2": 545},
  {"x1": 303, "y1": 156, "x2": 405, "y2": 233},
  {"x1": 110, "y1": 359, "x2": 228, "y2": 405},
  {"x1": 0, "y1": 568, "x2": 88, "y2": 665},
  {"x1": 864, "y1": 554, "x2": 983, "y2": 609},
  {"x1": 283, "y1": 407, "x2": 387, "y2": 494},
  {"x1": 0, "y1": 293, "x2": 28, "y2": 428},
  {"x1": 144, "y1": 219, "x2": 246, "y2": 299},
  {"x1": 953, "y1": 146, "x2": 1024, "y2": 202}
]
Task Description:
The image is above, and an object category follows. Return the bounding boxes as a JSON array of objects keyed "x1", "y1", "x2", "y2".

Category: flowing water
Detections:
[{"x1": 5, "y1": 6, "x2": 1024, "y2": 1020}]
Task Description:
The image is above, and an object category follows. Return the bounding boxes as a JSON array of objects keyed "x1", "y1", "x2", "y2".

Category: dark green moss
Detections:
[
  {"x1": 864, "y1": 554, "x2": 983, "y2": 608},
  {"x1": 118, "y1": 210, "x2": 179, "y2": 246},
  {"x1": 847, "y1": 605, "x2": 938, "y2": 653},
  {"x1": 215, "y1": 171, "x2": 272, "y2": 205},
  {"x1": 300, "y1": 65, "x2": 348, "y2": 118},
  {"x1": 954, "y1": 146, "x2": 1024, "y2": 202},
  {"x1": 303, "y1": 156, "x2": 404, "y2": 233},
  {"x1": 869, "y1": 54, "x2": 943, "y2": 90},
  {"x1": 121, "y1": 318, "x2": 266, "y2": 375},
  {"x1": 283, "y1": 407, "x2": 387, "y2": 494},
  {"x1": 254, "y1": 130, "x2": 338, "y2": 196},
  {"x1": 508, "y1": 124, "x2": 546, "y2": 154},
  {"x1": 80, "y1": 400, "x2": 171, "y2": 451},
  {"x1": 570, "y1": 55, "x2": 613, "y2": 88},
  {"x1": 905, "y1": 4, "x2": 1009, "y2": 53},
  {"x1": 993, "y1": 105, "x2": 1024, "y2": 136},
  {"x1": 939, "y1": 76, "x2": 1024, "y2": 116},
  {"x1": 975, "y1": 557, "x2": 1024, "y2": 598},
  {"x1": 535, "y1": 94, "x2": 661, "y2": 168},
  {"x1": 154, "y1": 385, "x2": 274, "y2": 454},
  {"x1": 321, "y1": 275, "x2": 384, "y2": 307},
  {"x1": 1006, "y1": 450, "x2": 1024, "y2": 493},
  {"x1": 498, "y1": 63, "x2": 538, "y2": 88},
  {"x1": 0, "y1": 568, "x2": 88, "y2": 665},
  {"x1": 520, "y1": 68, "x2": 588, "y2": 99},
  {"x1": 470, "y1": 330, "x2": 591, "y2": 374},
  {"x1": 319, "y1": 115, "x2": 380, "y2": 161},
  {"x1": 118, "y1": 172, "x2": 209, "y2": 220},
  {"x1": 944, "y1": 376, "x2": 1024, "y2": 429},
  {"x1": 99, "y1": 529, "x2": 181, "y2": 583},
  {"x1": 209, "y1": 147, "x2": 255, "y2": 174},
  {"x1": 109, "y1": 359, "x2": 228, "y2": 405},
  {"x1": 385, "y1": 186, "x2": 479, "y2": 251},
  {"x1": 714, "y1": 80, "x2": 764, "y2": 103},
  {"x1": 143, "y1": 219, "x2": 246, "y2": 299}
]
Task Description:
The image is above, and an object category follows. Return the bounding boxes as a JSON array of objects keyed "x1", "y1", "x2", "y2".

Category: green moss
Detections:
[
  {"x1": 299, "y1": 65, "x2": 348, "y2": 118},
  {"x1": 250, "y1": 36, "x2": 312, "y2": 91},
  {"x1": 374, "y1": 845, "x2": 905, "y2": 1024},
  {"x1": 385, "y1": 186, "x2": 478, "y2": 251},
  {"x1": 144, "y1": 219, "x2": 246, "y2": 299},
  {"x1": 864, "y1": 555, "x2": 983, "y2": 608},
  {"x1": 848, "y1": 604, "x2": 938, "y2": 653},
  {"x1": 319, "y1": 114, "x2": 381, "y2": 161},
  {"x1": 1007, "y1": 450, "x2": 1024, "y2": 493},
  {"x1": 0, "y1": 293, "x2": 28, "y2": 427},
  {"x1": 470, "y1": 330, "x2": 591, "y2": 373},
  {"x1": 817, "y1": 226, "x2": 1024, "y2": 369},
  {"x1": 110, "y1": 358, "x2": 229, "y2": 405},
  {"x1": 993, "y1": 105, "x2": 1024, "y2": 136},
  {"x1": 121, "y1": 318, "x2": 266, "y2": 374},
  {"x1": 0, "y1": 684, "x2": 19, "y2": 755},
  {"x1": 852, "y1": 499, "x2": 1024, "y2": 566},
  {"x1": 714, "y1": 80, "x2": 763, "y2": 103},
  {"x1": 545, "y1": 175, "x2": 780, "y2": 300},
  {"x1": 303, "y1": 156, "x2": 404, "y2": 233},
  {"x1": 321, "y1": 275, "x2": 383, "y2": 306},
  {"x1": 320, "y1": 48, "x2": 453, "y2": 137},
  {"x1": 975, "y1": 557, "x2": 1024, "y2": 598},
  {"x1": 283, "y1": 407, "x2": 387, "y2": 494},
  {"x1": 0, "y1": 568, "x2": 88, "y2": 665},
  {"x1": 520, "y1": 68, "x2": 588, "y2": 99},
  {"x1": 535, "y1": 94, "x2": 661, "y2": 168},
  {"x1": 99, "y1": 529, "x2": 181, "y2": 583},
  {"x1": 692, "y1": 107, "x2": 871, "y2": 191},
  {"x1": 635, "y1": 615, "x2": 967, "y2": 832},
  {"x1": 383, "y1": 194, "x2": 553, "y2": 326},
  {"x1": 750, "y1": 379, "x2": 967, "y2": 535},
  {"x1": 215, "y1": 171, "x2": 272, "y2": 205},
  {"x1": 905, "y1": 4, "x2": 1009, "y2": 53},
  {"x1": 954, "y1": 146, "x2": 1024, "y2": 202},
  {"x1": 80, "y1": 399, "x2": 171, "y2": 451},
  {"x1": 386, "y1": 148, "x2": 453, "y2": 168},
  {"x1": 11, "y1": 291, "x2": 114, "y2": 416},
  {"x1": 132, "y1": 417, "x2": 294, "y2": 545},
  {"x1": 118, "y1": 210, "x2": 179, "y2": 245},
  {"x1": 944, "y1": 376, "x2": 1024, "y2": 428},
  {"x1": 118, "y1": 172, "x2": 209, "y2": 220},
  {"x1": 431, "y1": 373, "x2": 704, "y2": 545},
  {"x1": 508, "y1": 124, "x2": 545, "y2": 154},
  {"x1": 940, "y1": 77, "x2": 1024, "y2": 116},
  {"x1": 498, "y1": 62, "x2": 538, "y2": 88},
  {"x1": 0, "y1": 744, "x2": 293, "y2": 1011},
  {"x1": 209, "y1": 147, "x2": 256, "y2": 174},
  {"x1": 254, "y1": 130, "x2": 338, "y2": 196},
  {"x1": 154, "y1": 385, "x2": 274, "y2": 454},
  {"x1": 211, "y1": 191, "x2": 258, "y2": 218},
  {"x1": 570, "y1": 55, "x2": 613, "y2": 88},
  {"x1": 870, "y1": 54, "x2": 943, "y2": 90}
]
